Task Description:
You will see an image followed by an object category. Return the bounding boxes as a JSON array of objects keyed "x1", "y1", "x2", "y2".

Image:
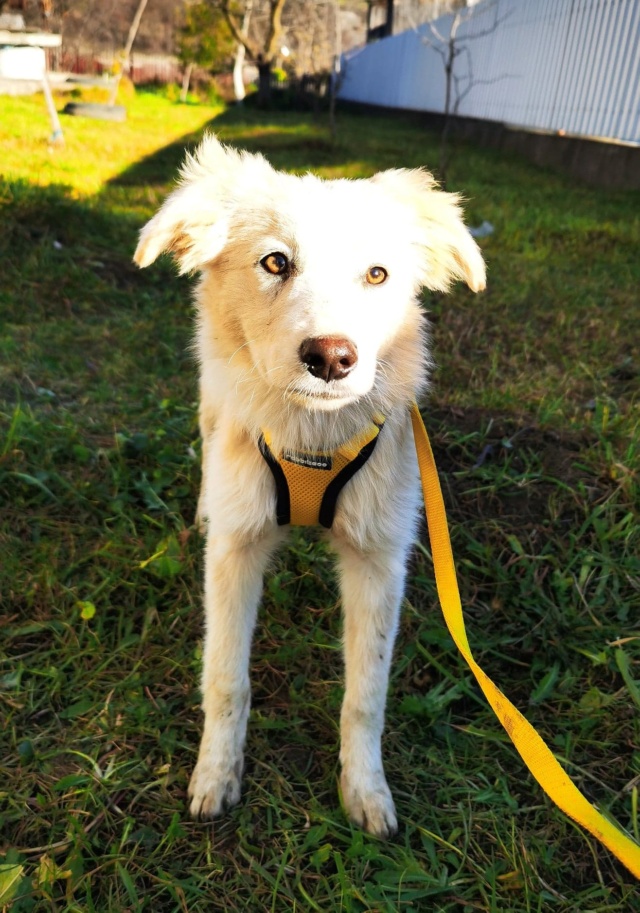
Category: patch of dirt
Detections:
[{"x1": 425, "y1": 405, "x2": 603, "y2": 530}]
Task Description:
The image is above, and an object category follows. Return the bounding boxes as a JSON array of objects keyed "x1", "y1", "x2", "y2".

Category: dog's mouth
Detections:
[{"x1": 288, "y1": 385, "x2": 359, "y2": 410}]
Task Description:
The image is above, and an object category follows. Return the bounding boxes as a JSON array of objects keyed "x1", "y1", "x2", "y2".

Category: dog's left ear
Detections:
[{"x1": 371, "y1": 168, "x2": 486, "y2": 293}]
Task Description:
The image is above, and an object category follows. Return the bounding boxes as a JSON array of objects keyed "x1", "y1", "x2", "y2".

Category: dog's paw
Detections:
[
  {"x1": 188, "y1": 756, "x2": 243, "y2": 819},
  {"x1": 340, "y1": 768, "x2": 398, "y2": 839}
]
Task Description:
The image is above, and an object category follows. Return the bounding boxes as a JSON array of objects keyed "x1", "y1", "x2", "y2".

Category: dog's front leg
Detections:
[
  {"x1": 188, "y1": 532, "x2": 277, "y2": 819},
  {"x1": 336, "y1": 544, "x2": 408, "y2": 838},
  {"x1": 194, "y1": 392, "x2": 216, "y2": 532}
]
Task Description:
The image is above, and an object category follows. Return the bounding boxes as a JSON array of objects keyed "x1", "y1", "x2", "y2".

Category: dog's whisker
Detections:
[
  {"x1": 227, "y1": 339, "x2": 253, "y2": 366},
  {"x1": 262, "y1": 362, "x2": 292, "y2": 380}
]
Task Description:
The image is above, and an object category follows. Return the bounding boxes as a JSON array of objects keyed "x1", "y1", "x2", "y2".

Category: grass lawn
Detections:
[{"x1": 1, "y1": 88, "x2": 639, "y2": 911}]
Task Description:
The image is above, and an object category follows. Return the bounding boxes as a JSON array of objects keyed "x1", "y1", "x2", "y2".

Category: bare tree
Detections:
[
  {"x1": 216, "y1": 0, "x2": 287, "y2": 105},
  {"x1": 417, "y1": 0, "x2": 513, "y2": 184},
  {"x1": 55, "y1": 0, "x2": 182, "y2": 75},
  {"x1": 108, "y1": 0, "x2": 149, "y2": 104},
  {"x1": 284, "y1": 0, "x2": 330, "y2": 78}
]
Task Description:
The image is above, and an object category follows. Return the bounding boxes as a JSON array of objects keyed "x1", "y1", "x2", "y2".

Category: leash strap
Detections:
[{"x1": 410, "y1": 401, "x2": 640, "y2": 879}]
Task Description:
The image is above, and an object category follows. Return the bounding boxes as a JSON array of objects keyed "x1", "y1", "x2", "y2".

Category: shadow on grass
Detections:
[
  {"x1": 2, "y1": 107, "x2": 361, "y2": 414},
  {"x1": 109, "y1": 106, "x2": 437, "y2": 187},
  {"x1": 0, "y1": 175, "x2": 195, "y2": 419},
  {"x1": 107, "y1": 105, "x2": 354, "y2": 190},
  {"x1": 2, "y1": 179, "x2": 144, "y2": 301}
]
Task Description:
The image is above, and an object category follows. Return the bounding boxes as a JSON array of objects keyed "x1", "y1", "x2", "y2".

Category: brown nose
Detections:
[{"x1": 299, "y1": 336, "x2": 358, "y2": 382}]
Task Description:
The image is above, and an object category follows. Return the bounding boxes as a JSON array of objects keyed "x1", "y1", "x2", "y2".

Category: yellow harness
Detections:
[{"x1": 258, "y1": 413, "x2": 385, "y2": 528}]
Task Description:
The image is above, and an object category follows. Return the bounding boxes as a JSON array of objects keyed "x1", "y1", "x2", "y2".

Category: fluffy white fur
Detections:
[{"x1": 134, "y1": 134, "x2": 486, "y2": 837}]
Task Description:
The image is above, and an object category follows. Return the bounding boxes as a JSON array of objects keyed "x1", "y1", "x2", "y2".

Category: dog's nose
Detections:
[{"x1": 299, "y1": 336, "x2": 358, "y2": 382}]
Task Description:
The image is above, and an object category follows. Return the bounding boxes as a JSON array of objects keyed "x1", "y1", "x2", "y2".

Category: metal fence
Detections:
[{"x1": 338, "y1": 0, "x2": 640, "y2": 144}]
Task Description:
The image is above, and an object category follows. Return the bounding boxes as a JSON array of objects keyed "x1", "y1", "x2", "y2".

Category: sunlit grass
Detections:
[{"x1": 1, "y1": 89, "x2": 223, "y2": 194}]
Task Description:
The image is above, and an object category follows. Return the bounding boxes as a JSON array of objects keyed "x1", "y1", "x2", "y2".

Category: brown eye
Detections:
[
  {"x1": 366, "y1": 266, "x2": 388, "y2": 285},
  {"x1": 261, "y1": 252, "x2": 289, "y2": 275}
]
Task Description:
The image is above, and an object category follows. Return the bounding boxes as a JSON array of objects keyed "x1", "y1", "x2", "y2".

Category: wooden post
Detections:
[
  {"x1": 180, "y1": 61, "x2": 194, "y2": 103},
  {"x1": 0, "y1": 28, "x2": 63, "y2": 142},
  {"x1": 42, "y1": 68, "x2": 63, "y2": 144}
]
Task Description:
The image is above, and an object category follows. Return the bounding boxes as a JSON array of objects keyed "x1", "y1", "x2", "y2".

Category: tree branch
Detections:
[
  {"x1": 220, "y1": 0, "x2": 260, "y2": 60},
  {"x1": 264, "y1": 0, "x2": 287, "y2": 62},
  {"x1": 453, "y1": 72, "x2": 518, "y2": 114}
]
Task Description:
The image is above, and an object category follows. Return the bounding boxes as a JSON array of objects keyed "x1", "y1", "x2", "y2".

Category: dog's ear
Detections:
[
  {"x1": 134, "y1": 134, "x2": 272, "y2": 274},
  {"x1": 133, "y1": 182, "x2": 229, "y2": 274},
  {"x1": 371, "y1": 168, "x2": 486, "y2": 293}
]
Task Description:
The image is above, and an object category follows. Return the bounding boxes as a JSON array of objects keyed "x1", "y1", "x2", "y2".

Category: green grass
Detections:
[{"x1": 1, "y1": 91, "x2": 639, "y2": 911}]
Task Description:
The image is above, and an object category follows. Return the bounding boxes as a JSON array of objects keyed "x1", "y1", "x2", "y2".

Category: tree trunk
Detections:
[
  {"x1": 233, "y1": 0, "x2": 253, "y2": 103},
  {"x1": 257, "y1": 61, "x2": 272, "y2": 106},
  {"x1": 180, "y1": 61, "x2": 194, "y2": 103},
  {"x1": 439, "y1": 38, "x2": 455, "y2": 187},
  {"x1": 233, "y1": 44, "x2": 246, "y2": 102},
  {"x1": 329, "y1": 0, "x2": 341, "y2": 141}
]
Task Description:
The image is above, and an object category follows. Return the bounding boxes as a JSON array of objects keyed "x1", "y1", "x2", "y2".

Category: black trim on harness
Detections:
[
  {"x1": 258, "y1": 435, "x2": 290, "y2": 525},
  {"x1": 318, "y1": 427, "x2": 383, "y2": 529}
]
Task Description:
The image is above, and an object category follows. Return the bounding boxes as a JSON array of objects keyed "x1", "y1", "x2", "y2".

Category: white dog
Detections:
[{"x1": 134, "y1": 135, "x2": 485, "y2": 837}]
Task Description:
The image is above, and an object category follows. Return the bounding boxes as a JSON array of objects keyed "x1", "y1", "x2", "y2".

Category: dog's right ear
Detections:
[
  {"x1": 133, "y1": 181, "x2": 228, "y2": 274},
  {"x1": 133, "y1": 134, "x2": 272, "y2": 274}
]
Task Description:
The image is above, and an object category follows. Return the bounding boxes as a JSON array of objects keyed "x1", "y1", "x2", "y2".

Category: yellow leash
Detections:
[{"x1": 410, "y1": 401, "x2": 640, "y2": 879}]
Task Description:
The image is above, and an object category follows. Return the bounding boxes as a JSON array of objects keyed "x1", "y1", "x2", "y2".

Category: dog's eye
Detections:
[
  {"x1": 261, "y1": 252, "x2": 289, "y2": 276},
  {"x1": 366, "y1": 266, "x2": 388, "y2": 285}
]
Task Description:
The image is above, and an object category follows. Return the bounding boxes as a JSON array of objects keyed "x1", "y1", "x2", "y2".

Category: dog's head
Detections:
[{"x1": 135, "y1": 135, "x2": 485, "y2": 414}]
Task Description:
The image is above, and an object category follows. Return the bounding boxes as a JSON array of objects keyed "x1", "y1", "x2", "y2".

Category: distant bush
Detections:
[{"x1": 137, "y1": 78, "x2": 223, "y2": 107}]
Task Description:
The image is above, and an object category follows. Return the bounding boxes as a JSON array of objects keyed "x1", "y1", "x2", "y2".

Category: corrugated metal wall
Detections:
[{"x1": 339, "y1": 0, "x2": 640, "y2": 144}]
